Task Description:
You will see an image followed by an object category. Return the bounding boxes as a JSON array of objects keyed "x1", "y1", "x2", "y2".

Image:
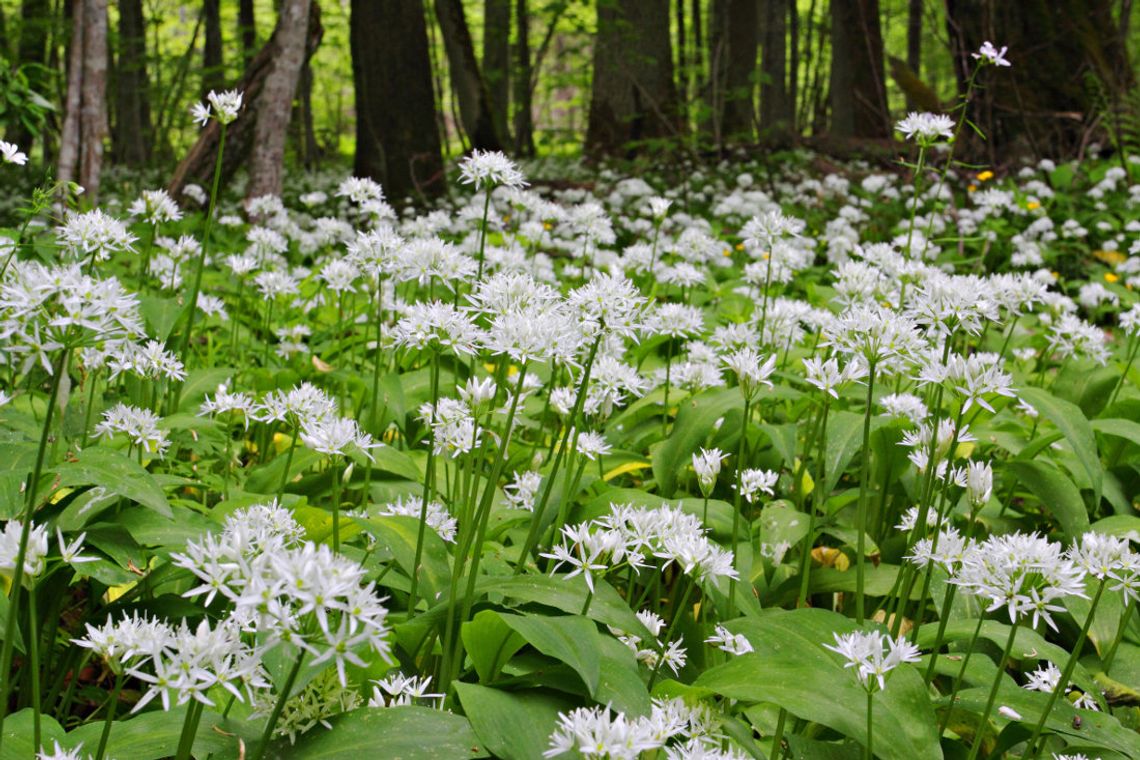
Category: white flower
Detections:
[
  {"x1": 997, "y1": 705, "x2": 1022, "y2": 721},
  {"x1": 824, "y1": 630, "x2": 921, "y2": 692},
  {"x1": 300, "y1": 415, "x2": 377, "y2": 461},
  {"x1": 895, "y1": 112, "x2": 955, "y2": 145},
  {"x1": 705, "y1": 625, "x2": 753, "y2": 655},
  {"x1": 692, "y1": 448, "x2": 725, "y2": 496},
  {"x1": 973, "y1": 41, "x2": 1011, "y2": 67},
  {"x1": 0, "y1": 141, "x2": 28, "y2": 166},
  {"x1": 458, "y1": 149, "x2": 528, "y2": 190}
]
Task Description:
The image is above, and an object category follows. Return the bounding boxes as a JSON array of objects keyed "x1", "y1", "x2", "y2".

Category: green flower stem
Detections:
[
  {"x1": 331, "y1": 454, "x2": 343, "y2": 553},
  {"x1": 174, "y1": 699, "x2": 205, "y2": 760},
  {"x1": 727, "y1": 396, "x2": 752, "y2": 609},
  {"x1": 363, "y1": 275, "x2": 386, "y2": 501},
  {"x1": 177, "y1": 123, "x2": 226, "y2": 377},
  {"x1": 647, "y1": 576, "x2": 695, "y2": 690},
  {"x1": 796, "y1": 402, "x2": 830, "y2": 610},
  {"x1": 864, "y1": 689, "x2": 874, "y2": 760},
  {"x1": 94, "y1": 670, "x2": 124, "y2": 760},
  {"x1": 475, "y1": 189, "x2": 493, "y2": 282},
  {"x1": 965, "y1": 620, "x2": 1020, "y2": 760},
  {"x1": 922, "y1": 580, "x2": 960, "y2": 687},
  {"x1": 1102, "y1": 599, "x2": 1134, "y2": 674},
  {"x1": 516, "y1": 331, "x2": 603, "y2": 572},
  {"x1": 1025, "y1": 578, "x2": 1108, "y2": 757},
  {"x1": 277, "y1": 426, "x2": 299, "y2": 501},
  {"x1": 854, "y1": 361, "x2": 878, "y2": 624},
  {"x1": 251, "y1": 650, "x2": 306, "y2": 760},
  {"x1": 903, "y1": 146, "x2": 927, "y2": 257},
  {"x1": 0, "y1": 349, "x2": 67, "y2": 755},
  {"x1": 408, "y1": 351, "x2": 442, "y2": 614},
  {"x1": 28, "y1": 583, "x2": 41, "y2": 748},
  {"x1": 1109, "y1": 333, "x2": 1138, "y2": 406},
  {"x1": 769, "y1": 708, "x2": 787, "y2": 760}
]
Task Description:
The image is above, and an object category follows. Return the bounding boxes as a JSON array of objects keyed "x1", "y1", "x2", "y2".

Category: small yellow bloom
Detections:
[
  {"x1": 734, "y1": 242, "x2": 745, "y2": 251},
  {"x1": 762, "y1": 251, "x2": 770, "y2": 260},
  {"x1": 967, "y1": 184, "x2": 977, "y2": 193},
  {"x1": 977, "y1": 170, "x2": 994, "y2": 182},
  {"x1": 1106, "y1": 272, "x2": 1120, "y2": 283},
  {"x1": 1026, "y1": 201, "x2": 1041, "y2": 210},
  {"x1": 723, "y1": 248, "x2": 732, "y2": 257},
  {"x1": 542, "y1": 222, "x2": 552, "y2": 230}
]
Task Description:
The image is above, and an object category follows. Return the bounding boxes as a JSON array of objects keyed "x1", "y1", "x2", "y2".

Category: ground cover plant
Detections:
[{"x1": 0, "y1": 44, "x2": 1139, "y2": 760}]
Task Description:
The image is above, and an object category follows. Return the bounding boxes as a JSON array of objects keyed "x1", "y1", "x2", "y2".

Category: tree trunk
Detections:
[
  {"x1": 168, "y1": 3, "x2": 323, "y2": 200},
  {"x1": 297, "y1": 60, "x2": 318, "y2": 169},
  {"x1": 6, "y1": 0, "x2": 52, "y2": 148},
  {"x1": 760, "y1": 0, "x2": 791, "y2": 136},
  {"x1": 946, "y1": 0, "x2": 1132, "y2": 157},
  {"x1": 113, "y1": 0, "x2": 151, "y2": 166},
  {"x1": 512, "y1": 0, "x2": 535, "y2": 156},
  {"x1": 246, "y1": 0, "x2": 312, "y2": 200},
  {"x1": 59, "y1": 0, "x2": 108, "y2": 201},
  {"x1": 586, "y1": 0, "x2": 680, "y2": 157},
  {"x1": 350, "y1": 0, "x2": 444, "y2": 201},
  {"x1": 829, "y1": 0, "x2": 888, "y2": 138},
  {"x1": 435, "y1": 0, "x2": 503, "y2": 151},
  {"x1": 708, "y1": 0, "x2": 757, "y2": 145},
  {"x1": 203, "y1": 0, "x2": 224, "y2": 97},
  {"x1": 239, "y1": 0, "x2": 256, "y2": 67},
  {"x1": 787, "y1": 0, "x2": 799, "y2": 133},
  {"x1": 484, "y1": 0, "x2": 511, "y2": 145}
]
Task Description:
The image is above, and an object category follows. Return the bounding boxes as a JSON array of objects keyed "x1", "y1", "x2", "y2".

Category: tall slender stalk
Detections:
[
  {"x1": 94, "y1": 671, "x2": 124, "y2": 760},
  {"x1": 174, "y1": 699, "x2": 205, "y2": 760},
  {"x1": 251, "y1": 650, "x2": 306, "y2": 760},
  {"x1": 408, "y1": 352, "x2": 442, "y2": 614},
  {"x1": 966, "y1": 621, "x2": 1020, "y2": 760},
  {"x1": 727, "y1": 396, "x2": 752, "y2": 608},
  {"x1": 864, "y1": 690, "x2": 874, "y2": 760},
  {"x1": 854, "y1": 362, "x2": 877, "y2": 624}
]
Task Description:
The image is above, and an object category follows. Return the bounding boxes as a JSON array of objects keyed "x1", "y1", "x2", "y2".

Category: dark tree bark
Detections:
[
  {"x1": 113, "y1": 0, "x2": 151, "y2": 166},
  {"x1": 435, "y1": 0, "x2": 503, "y2": 151},
  {"x1": 787, "y1": 0, "x2": 799, "y2": 133},
  {"x1": 512, "y1": 0, "x2": 535, "y2": 156},
  {"x1": 239, "y1": 0, "x2": 256, "y2": 66},
  {"x1": 906, "y1": 0, "x2": 922, "y2": 76},
  {"x1": 246, "y1": 0, "x2": 313, "y2": 200},
  {"x1": 350, "y1": 0, "x2": 444, "y2": 201},
  {"x1": 203, "y1": 0, "x2": 225, "y2": 97},
  {"x1": 6, "y1": 0, "x2": 52, "y2": 147},
  {"x1": 484, "y1": 0, "x2": 511, "y2": 145},
  {"x1": 586, "y1": 0, "x2": 680, "y2": 156},
  {"x1": 58, "y1": 0, "x2": 108, "y2": 201},
  {"x1": 946, "y1": 0, "x2": 1133, "y2": 157},
  {"x1": 168, "y1": 3, "x2": 323, "y2": 199},
  {"x1": 829, "y1": 0, "x2": 888, "y2": 138},
  {"x1": 297, "y1": 60, "x2": 319, "y2": 169},
  {"x1": 707, "y1": 0, "x2": 757, "y2": 144},
  {"x1": 760, "y1": 0, "x2": 791, "y2": 135},
  {"x1": 676, "y1": 0, "x2": 686, "y2": 98}
]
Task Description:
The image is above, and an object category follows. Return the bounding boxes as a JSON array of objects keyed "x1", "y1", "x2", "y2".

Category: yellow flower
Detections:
[
  {"x1": 977, "y1": 170, "x2": 994, "y2": 182},
  {"x1": 1106, "y1": 272, "x2": 1120, "y2": 283},
  {"x1": 1026, "y1": 201, "x2": 1041, "y2": 210},
  {"x1": 734, "y1": 242, "x2": 745, "y2": 251},
  {"x1": 967, "y1": 184, "x2": 977, "y2": 193}
]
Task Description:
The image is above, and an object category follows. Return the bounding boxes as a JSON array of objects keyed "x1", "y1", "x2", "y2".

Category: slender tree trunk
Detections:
[
  {"x1": 113, "y1": 0, "x2": 151, "y2": 166},
  {"x1": 6, "y1": 0, "x2": 52, "y2": 148},
  {"x1": 203, "y1": 0, "x2": 224, "y2": 97},
  {"x1": 676, "y1": 0, "x2": 686, "y2": 106},
  {"x1": 760, "y1": 0, "x2": 791, "y2": 136},
  {"x1": 435, "y1": 0, "x2": 503, "y2": 151},
  {"x1": 168, "y1": 4, "x2": 323, "y2": 199},
  {"x1": 829, "y1": 0, "x2": 888, "y2": 138},
  {"x1": 239, "y1": 0, "x2": 256, "y2": 66},
  {"x1": 298, "y1": 60, "x2": 318, "y2": 169},
  {"x1": 586, "y1": 0, "x2": 679, "y2": 156},
  {"x1": 351, "y1": 0, "x2": 444, "y2": 201},
  {"x1": 512, "y1": 0, "x2": 535, "y2": 156},
  {"x1": 788, "y1": 0, "x2": 799, "y2": 134},
  {"x1": 904, "y1": 0, "x2": 922, "y2": 109},
  {"x1": 246, "y1": 0, "x2": 312, "y2": 200},
  {"x1": 59, "y1": 0, "x2": 108, "y2": 201},
  {"x1": 484, "y1": 0, "x2": 511, "y2": 144},
  {"x1": 709, "y1": 0, "x2": 757, "y2": 145}
]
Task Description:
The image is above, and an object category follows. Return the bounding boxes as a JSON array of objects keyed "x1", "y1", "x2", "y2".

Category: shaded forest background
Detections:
[{"x1": 0, "y1": 0, "x2": 1136, "y2": 204}]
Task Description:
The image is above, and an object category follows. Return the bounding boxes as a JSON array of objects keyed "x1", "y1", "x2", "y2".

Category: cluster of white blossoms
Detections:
[
  {"x1": 824, "y1": 630, "x2": 922, "y2": 692},
  {"x1": 542, "y1": 502, "x2": 737, "y2": 592},
  {"x1": 546, "y1": 698, "x2": 739, "y2": 759},
  {"x1": 191, "y1": 88, "x2": 243, "y2": 127},
  {"x1": 94, "y1": 402, "x2": 171, "y2": 456},
  {"x1": 608, "y1": 610, "x2": 687, "y2": 675},
  {"x1": 0, "y1": 522, "x2": 93, "y2": 584}
]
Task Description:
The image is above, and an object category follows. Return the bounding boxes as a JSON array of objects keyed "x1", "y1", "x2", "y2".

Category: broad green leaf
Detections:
[
  {"x1": 1007, "y1": 459, "x2": 1090, "y2": 537},
  {"x1": 176, "y1": 367, "x2": 236, "y2": 412},
  {"x1": 138, "y1": 294, "x2": 184, "y2": 340},
  {"x1": 482, "y1": 575, "x2": 651, "y2": 639},
  {"x1": 1, "y1": 710, "x2": 63, "y2": 760},
  {"x1": 61, "y1": 707, "x2": 236, "y2": 759},
  {"x1": 1018, "y1": 386, "x2": 1103, "y2": 509},
  {"x1": 821, "y1": 410, "x2": 868, "y2": 497},
  {"x1": 370, "y1": 444, "x2": 423, "y2": 482},
  {"x1": 463, "y1": 609, "x2": 527, "y2": 682},
  {"x1": 497, "y1": 613, "x2": 602, "y2": 695},
  {"x1": 455, "y1": 684, "x2": 575, "y2": 760},
  {"x1": 356, "y1": 515, "x2": 452, "y2": 605},
  {"x1": 695, "y1": 608, "x2": 940, "y2": 760},
  {"x1": 244, "y1": 447, "x2": 322, "y2": 494},
  {"x1": 281, "y1": 706, "x2": 488, "y2": 759},
  {"x1": 595, "y1": 634, "x2": 653, "y2": 716},
  {"x1": 54, "y1": 448, "x2": 172, "y2": 518},
  {"x1": 653, "y1": 387, "x2": 742, "y2": 497}
]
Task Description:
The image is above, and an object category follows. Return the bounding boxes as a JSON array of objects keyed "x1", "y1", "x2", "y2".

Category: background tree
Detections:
[
  {"x1": 760, "y1": 0, "x2": 792, "y2": 136},
  {"x1": 436, "y1": 0, "x2": 504, "y2": 151},
  {"x1": 112, "y1": 0, "x2": 151, "y2": 167},
  {"x1": 351, "y1": 0, "x2": 444, "y2": 201},
  {"x1": 484, "y1": 0, "x2": 511, "y2": 145},
  {"x1": 58, "y1": 0, "x2": 108, "y2": 201},
  {"x1": 586, "y1": 0, "x2": 679, "y2": 156},
  {"x1": 203, "y1": 0, "x2": 225, "y2": 98},
  {"x1": 707, "y1": 0, "x2": 757, "y2": 146},
  {"x1": 829, "y1": 0, "x2": 889, "y2": 139}
]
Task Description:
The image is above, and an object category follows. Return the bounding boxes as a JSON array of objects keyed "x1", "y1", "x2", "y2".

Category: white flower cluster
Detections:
[
  {"x1": 546, "y1": 698, "x2": 733, "y2": 759},
  {"x1": 824, "y1": 630, "x2": 921, "y2": 692}
]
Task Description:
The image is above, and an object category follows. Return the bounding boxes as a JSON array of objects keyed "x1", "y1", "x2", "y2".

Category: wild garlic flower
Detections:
[
  {"x1": 0, "y1": 520, "x2": 49, "y2": 581},
  {"x1": 199, "y1": 385, "x2": 256, "y2": 426},
  {"x1": 257, "y1": 669, "x2": 362, "y2": 744},
  {"x1": 105, "y1": 339, "x2": 187, "y2": 382},
  {"x1": 418, "y1": 398, "x2": 480, "y2": 457},
  {"x1": 824, "y1": 630, "x2": 921, "y2": 692},
  {"x1": 722, "y1": 348, "x2": 776, "y2": 400},
  {"x1": 907, "y1": 526, "x2": 973, "y2": 575},
  {"x1": 504, "y1": 470, "x2": 543, "y2": 511},
  {"x1": 568, "y1": 273, "x2": 647, "y2": 341},
  {"x1": 705, "y1": 625, "x2": 754, "y2": 655},
  {"x1": 254, "y1": 383, "x2": 338, "y2": 427},
  {"x1": 973, "y1": 41, "x2": 1011, "y2": 67},
  {"x1": 609, "y1": 611, "x2": 687, "y2": 674},
  {"x1": 300, "y1": 414, "x2": 377, "y2": 461},
  {"x1": 1068, "y1": 531, "x2": 1138, "y2": 585},
  {"x1": 545, "y1": 698, "x2": 713, "y2": 760},
  {"x1": 741, "y1": 210, "x2": 802, "y2": 253},
  {"x1": 895, "y1": 112, "x2": 955, "y2": 146},
  {"x1": 692, "y1": 448, "x2": 726, "y2": 497},
  {"x1": 368, "y1": 673, "x2": 444, "y2": 708},
  {"x1": 373, "y1": 496, "x2": 457, "y2": 543},
  {"x1": 735, "y1": 468, "x2": 778, "y2": 504},
  {"x1": 0, "y1": 140, "x2": 28, "y2": 166},
  {"x1": 962, "y1": 460, "x2": 993, "y2": 507},
  {"x1": 192, "y1": 89, "x2": 243, "y2": 127},
  {"x1": 128, "y1": 189, "x2": 182, "y2": 224},
  {"x1": 95, "y1": 403, "x2": 171, "y2": 456},
  {"x1": 391, "y1": 300, "x2": 484, "y2": 356},
  {"x1": 336, "y1": 176, "x2": 385, "y2": 204},
  {"x1": 458, "y1": 149, "x2": 527, "y2": 190},
  {"x1": 36, "y1": 741, "x2": 93, "y2": 760},
  {"x1": 803, "y1": 356, "x2": 867, "y2": 399},
  {"x1": 952, "y1": 532, "x2": 1087, "y2": 630},
  {"x1": 57, "y1": 209, "x2": 137, "y2": 262}
]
